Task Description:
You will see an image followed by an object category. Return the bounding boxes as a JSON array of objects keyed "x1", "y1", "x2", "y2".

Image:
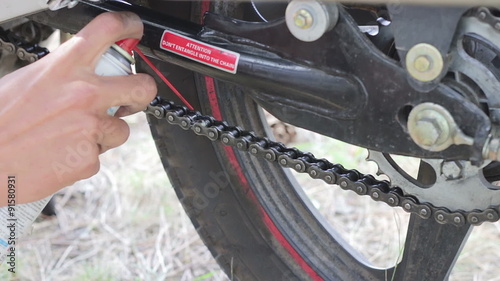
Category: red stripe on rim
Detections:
[{"x1": 204, "y1": 77, "x2": 324, "y2": 281}]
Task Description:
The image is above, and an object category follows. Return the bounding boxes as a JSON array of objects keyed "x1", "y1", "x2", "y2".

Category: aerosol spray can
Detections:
[
  {"x1": 95, "y1": 38, "x2": 140, "y2": 115},
  {"x1": 0, "y1": 38, "x2": 140, "y2": 265}
]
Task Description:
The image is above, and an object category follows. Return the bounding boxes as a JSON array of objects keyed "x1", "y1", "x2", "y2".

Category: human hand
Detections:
[{"x1": 0, "y1": 12, "x2": 157, "y2": 205}]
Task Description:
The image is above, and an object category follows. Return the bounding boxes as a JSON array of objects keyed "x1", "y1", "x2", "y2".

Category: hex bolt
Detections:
[
  {"x1": 406, "y1": 103, "x2": 471, "y2": 152},
  {"x1": 413, "y1": 55, "x2": 431, "y2": 73},
  {"x1": 441, "y1": 161, "x2": 464, "y2": 180},
  {"x1": 293, "y1": 9, "x2": 313, "y2": 29},
  {"x1": 406, "y1": 43, "x2": 444, "y2": 82}
]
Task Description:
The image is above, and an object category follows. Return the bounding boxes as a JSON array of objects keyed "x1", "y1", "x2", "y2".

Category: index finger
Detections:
[{"x1": 71, "y1": 12, "x2": 143, "y2": 65}]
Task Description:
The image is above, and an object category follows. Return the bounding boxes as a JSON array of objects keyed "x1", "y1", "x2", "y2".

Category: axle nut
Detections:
[
  {"x1": 412, "y1": 118, "x2": 443, "y2": 147},
  {"x1": 407, "y1": 103, "x2": 473, "y2": 152},
  {"x1": 408, "y1": 107, "x2": 451, "y2": 150}
]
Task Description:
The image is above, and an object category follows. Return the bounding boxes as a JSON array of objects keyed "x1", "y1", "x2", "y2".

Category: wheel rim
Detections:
[{"x1": 193, "y1": 79, "x2": 473, "y2": 280}]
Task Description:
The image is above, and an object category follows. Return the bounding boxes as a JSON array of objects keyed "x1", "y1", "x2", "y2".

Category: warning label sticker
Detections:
[{"x1": 160, "y1": 31, "x2": 240, "y2": 74}]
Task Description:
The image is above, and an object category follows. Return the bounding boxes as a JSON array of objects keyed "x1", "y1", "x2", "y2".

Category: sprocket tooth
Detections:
[{"x1": 366, "y1": 150, "x2": 387, "y2": 174}]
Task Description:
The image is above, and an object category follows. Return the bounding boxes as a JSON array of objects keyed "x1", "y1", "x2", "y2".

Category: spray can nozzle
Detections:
[
  {"x1": 109, "y1": 38, "x2": 140, "y2": 65},
  {"x1": 115, "y1": 38, "x2": 140, "y2": 55}
]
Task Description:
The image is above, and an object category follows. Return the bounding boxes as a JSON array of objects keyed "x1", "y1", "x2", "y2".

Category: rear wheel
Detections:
[{"x1": 142, "y1": 2, "x2": 474, "y2": 280}]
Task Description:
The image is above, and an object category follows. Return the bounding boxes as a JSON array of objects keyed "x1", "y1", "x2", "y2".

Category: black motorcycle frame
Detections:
[{"x1": 30, "y1": 0, "x2": 491, "y2": 163}]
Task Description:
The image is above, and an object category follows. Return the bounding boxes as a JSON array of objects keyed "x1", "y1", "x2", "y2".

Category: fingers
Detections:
[
  {"x1": 95, "y1": 73, "x2": 157, "y2": 116},
  {"x1": 72, "y1": 12, "x2": 144, "y2": 65},
  {"x1": 97, "y1": 116, "x2": 130, "y2": 151},
  {"x1": 80, "y1": 116, "x2": 130, "y2": 153}
]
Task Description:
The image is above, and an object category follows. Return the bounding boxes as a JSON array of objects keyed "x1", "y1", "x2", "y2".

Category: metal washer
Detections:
[{"x1": 285, "y1": 0, "x2": 338, "y2": 42}]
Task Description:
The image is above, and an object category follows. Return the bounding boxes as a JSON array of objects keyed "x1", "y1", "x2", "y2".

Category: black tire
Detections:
[
  {"x1": 146, "y1": 71, "x2": 374, "y2": 281},
  {"x1": 142, "y1": 2, "x2": 473, "y2": 280}
]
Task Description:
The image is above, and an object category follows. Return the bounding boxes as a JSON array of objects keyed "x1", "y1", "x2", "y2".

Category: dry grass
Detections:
[
  {"x1": 2, "y1": 113, "x2": 500, "y2": 281},
  {"x1": 0, "y1": 114, "x2": 227, "y2": 281}
]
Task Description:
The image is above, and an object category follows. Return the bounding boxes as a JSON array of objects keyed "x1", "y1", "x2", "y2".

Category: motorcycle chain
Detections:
[
  {"x1": 6, "y1": 4, "x2": 498, "y2": 226},
  {"x1": 142, "y1": 8, "x2": 500, "y2": 227},
  {"x1": 145, "y1": 97, "x2": 500, "y2": 227},
  {"x1": 0, "y1": 30, "x2": 49, "y2": 63}
]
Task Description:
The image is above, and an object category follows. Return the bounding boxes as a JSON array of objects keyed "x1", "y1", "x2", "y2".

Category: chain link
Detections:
[
  {"x1": 475, "y1": 7, "x2": 500, "y2": 30},
  {"x1": 146, "y1": 97, "x2": 500, "y2": 226},
  {"x1": 0, "y1": 33, "x2": 49, "y2": 63}
]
